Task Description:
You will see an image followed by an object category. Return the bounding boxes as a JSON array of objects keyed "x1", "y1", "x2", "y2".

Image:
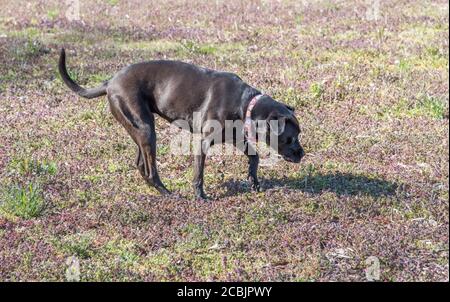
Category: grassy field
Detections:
[{"x1": 0, "y1": 0, "x2": 448, "y2": 281}]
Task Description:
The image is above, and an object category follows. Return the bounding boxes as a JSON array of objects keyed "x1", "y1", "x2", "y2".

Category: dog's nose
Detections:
[{"x1": 298, "y1": 148, "x2": 305, "y2": 159}]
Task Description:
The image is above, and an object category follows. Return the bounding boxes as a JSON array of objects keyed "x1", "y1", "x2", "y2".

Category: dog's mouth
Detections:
[{"x1": 282, "y1": 155, "x2": 302, "y2": 163}]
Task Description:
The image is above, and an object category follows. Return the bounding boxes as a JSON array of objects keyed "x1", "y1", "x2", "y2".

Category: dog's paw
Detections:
[
  {"x1": 248, "y1": 176, "x2": 261, "y2": 192},
  {"x1": 169, "y1": 192, "x2": 185, "y2": 201},
  {"x1": 194, "y1": 194, "x2": 208, "y2": 201},
  {"x1": 251, "y1": 183, "x2": 261, "y2": 192},
  {"x1": 157, "y1": 187, "x2": 171, "y2": 196},
  {"x1": 194, "y1": 190, "x2": 208, "y2": 201}
]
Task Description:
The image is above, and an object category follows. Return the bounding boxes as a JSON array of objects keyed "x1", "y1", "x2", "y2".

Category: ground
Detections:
[{"x1": 0, "y1": 0, "x2": 448, "y2": 281}]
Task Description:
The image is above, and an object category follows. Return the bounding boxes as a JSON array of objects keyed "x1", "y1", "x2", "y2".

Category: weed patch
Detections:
[
  {"x1": 8, "y1": 158, "x2": 57, "y2": 176},
  {"x1": 378, "y1": 95, "x2": 447, "y2": 120},
  {"x1": 0, "y1": 182, "x2": 45, "y2": 219},
  {"x1": 56, "y1": 232, "x2": 96, "y2": 259}
]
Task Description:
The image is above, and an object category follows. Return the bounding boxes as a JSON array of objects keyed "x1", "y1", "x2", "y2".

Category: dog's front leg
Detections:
[{"x1": 246, "y1": 144, "x2": 260, "y2": 192}]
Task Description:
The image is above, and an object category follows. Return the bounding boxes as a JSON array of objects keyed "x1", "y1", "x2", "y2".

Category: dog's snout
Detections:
[
  {"x1": 299, "y1": 147, "x2": 305, "y2": 158},
  {"x1": 296, "y1": 147, "x2": 305, "y2": 159}
]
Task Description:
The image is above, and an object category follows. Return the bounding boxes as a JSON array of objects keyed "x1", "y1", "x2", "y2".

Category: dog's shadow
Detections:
[{"x1": 219, "y1": 172, "x2": 398, "y2": 199}]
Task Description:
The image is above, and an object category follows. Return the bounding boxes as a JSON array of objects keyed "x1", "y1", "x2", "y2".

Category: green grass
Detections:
[
  {"x1": 179, "y1": 40, "x2": 218, "y2": 56},
  {"x1": 87, "y1": 73, "x2": 111, "y2": 86},
  {"x1": 56, "y1": 232, "x2": 96, "y2": 259},
  {"x1": 0, "y1": 69, "x2": 19, "y2": 91},
  {"x1": 1, "y1": 183, "x2": 45, "y2": 219},
  {"x1": 103, "y1": 239, "x2": 140, "y2": 266},
  {"x1": 418, "y1": 95, "x2": 447, "y2": 119},
  {"x1": 275, "y1": 87, "x2": 308, "y2": 108},
  {"x1": 13, "y1": 39, "x2": 44, "y2": 62},
  {"x1": 8, "y1": 158, "x2": 57, "y2": 176},
  {"x1": 120, "y1": 39, "x2": 183, "y2": 53},
  {"x1": 46, "y1": 8, "x2": 59, "y2": 20},
  {"x1": 106, "y1": 0, "x2": 119, "y2": 6},
  {"x1": 309, "y1": 82, "x2": 324, "y2": 100},
  {"x1": 378, "y1": 95, "x2": 447, "y2": 120}
]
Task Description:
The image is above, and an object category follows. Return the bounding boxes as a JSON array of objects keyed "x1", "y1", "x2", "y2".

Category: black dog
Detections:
[{"x1": 58, "y1": 48, "x2": 304, "y2": 199}]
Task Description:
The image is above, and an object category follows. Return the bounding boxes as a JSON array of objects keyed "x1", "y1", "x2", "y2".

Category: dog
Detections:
[{"x1": 58, "y1": 48, "x2": 305, "y2": 199}]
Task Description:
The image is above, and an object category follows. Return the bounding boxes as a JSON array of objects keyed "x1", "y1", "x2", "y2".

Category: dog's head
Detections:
[{"x1": 263, "y1": 102, "x2": 305, "y2": 163}]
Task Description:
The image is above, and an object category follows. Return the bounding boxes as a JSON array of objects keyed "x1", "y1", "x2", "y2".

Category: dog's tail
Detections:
[{"x1": 58, "y1": 48, "x2": 108, "y2": 99}]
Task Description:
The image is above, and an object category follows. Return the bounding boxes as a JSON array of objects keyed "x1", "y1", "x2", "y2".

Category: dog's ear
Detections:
[{"x1": 267, "y1": 112, "x2": 287, "y2": 135}]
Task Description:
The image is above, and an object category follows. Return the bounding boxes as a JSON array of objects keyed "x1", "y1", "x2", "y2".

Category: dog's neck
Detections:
[
  {"x1": 245, "y1": 94, "x2": 263, "y2": 120},
  {"x1": 240, "y1": 87, "x2": 263, "y2": 121},
  {"x1": 241, "y1": 89, "x2": 280, "y2": 122},
  {"x1": 243, "y1": 94, "x2": 263, "y2": 143}
]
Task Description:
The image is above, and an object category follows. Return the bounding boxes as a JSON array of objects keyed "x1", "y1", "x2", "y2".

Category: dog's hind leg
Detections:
[
  {"x1": 135, "y1": 146, "x2": 147, "y2": 179},
  {"x1": 192, "y1": 137, "x2": 214, "y2": 200},
  {"x1": 135, "y1": 145, "x2": 141, "y2": 167},
  {"x1": 108, "y1": 94, "x2": 170, "y2": 195},
  {"x1": 193, "y1": 151, "x2": 207, "y2": 200}
]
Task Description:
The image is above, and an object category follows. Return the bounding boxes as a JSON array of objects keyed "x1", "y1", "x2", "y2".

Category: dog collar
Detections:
[{"x1": 244, "y1": 94, "x2": 263, "y2": 144}]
